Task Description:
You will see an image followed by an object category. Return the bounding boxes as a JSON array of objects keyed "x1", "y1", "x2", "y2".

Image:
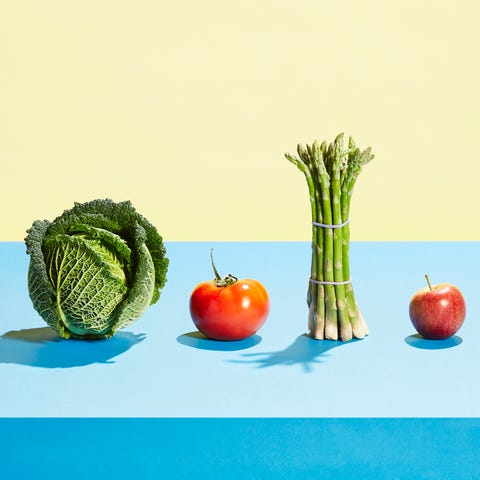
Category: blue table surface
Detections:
[{"x1": 1, "y1": 241, "x2": 479, "y2": 418}]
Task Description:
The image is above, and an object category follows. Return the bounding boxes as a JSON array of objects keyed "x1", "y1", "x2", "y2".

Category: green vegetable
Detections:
[
  {"x1": 25, "y1": 199, "x2": 168, "y2": 339},
  {"x1": 286, "y1": 133, "x2": 374, "y2": 341}
]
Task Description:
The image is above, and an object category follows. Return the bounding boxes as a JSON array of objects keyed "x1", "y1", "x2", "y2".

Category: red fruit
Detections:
[{"x1": 409, "y1": 276, "x2": 466, "y2": 340}]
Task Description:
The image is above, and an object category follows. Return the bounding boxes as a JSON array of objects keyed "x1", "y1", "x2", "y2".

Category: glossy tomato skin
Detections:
[{"x1": 189, "y1": 279, "x2": 269, "y2": 341}]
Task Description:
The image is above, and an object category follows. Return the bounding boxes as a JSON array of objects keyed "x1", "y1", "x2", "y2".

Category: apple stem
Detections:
[{"x1": 425, "y1": 274, "x2": 433, "y2": 291}]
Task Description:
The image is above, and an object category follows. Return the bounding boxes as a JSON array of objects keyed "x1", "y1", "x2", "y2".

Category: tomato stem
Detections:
[
  {"x1": 210, "y1": 248, "x2": 222, "y2": 281},
  {"x1": 210, "y1": 248, "x2": 238, "y2": 287}
]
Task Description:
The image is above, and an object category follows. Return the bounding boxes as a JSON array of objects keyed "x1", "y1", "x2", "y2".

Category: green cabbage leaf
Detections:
[{"x1": 25, "y1": 199, "x2": 169, "y2": 339}]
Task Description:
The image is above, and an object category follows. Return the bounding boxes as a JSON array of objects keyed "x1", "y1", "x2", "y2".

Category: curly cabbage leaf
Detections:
[{"x1": 25, "y1": 199, "x2": 169, "y2": 339}]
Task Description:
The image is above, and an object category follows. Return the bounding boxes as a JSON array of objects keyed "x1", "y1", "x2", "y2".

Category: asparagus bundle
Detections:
[{"x1": 285, "y1": 133, "x2": 374, "y2": 342}]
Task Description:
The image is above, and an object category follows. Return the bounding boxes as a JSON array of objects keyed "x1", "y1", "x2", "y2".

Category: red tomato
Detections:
[{"x1": 189, "y1": 277, "x2": 270, "y2": 341}]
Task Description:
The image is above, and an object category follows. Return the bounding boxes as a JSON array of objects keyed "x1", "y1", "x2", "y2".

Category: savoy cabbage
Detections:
[{"x1": 25, "y1": 199, "x2": 168, "y2": 339}]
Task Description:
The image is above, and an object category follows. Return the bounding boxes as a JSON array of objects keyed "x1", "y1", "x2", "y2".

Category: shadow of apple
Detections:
[{"x1": 404, "y1": 334, "x2": 463, "y2": 350}]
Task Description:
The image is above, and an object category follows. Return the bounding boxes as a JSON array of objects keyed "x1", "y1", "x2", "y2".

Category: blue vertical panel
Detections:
[{"x1": 1, "y1": 418, "x2": 479, "y2": 480}]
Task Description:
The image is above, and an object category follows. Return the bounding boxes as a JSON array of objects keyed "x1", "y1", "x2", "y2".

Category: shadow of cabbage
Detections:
[{"x1": 0, "y1": 327, "x2": 146, "y2": 368}]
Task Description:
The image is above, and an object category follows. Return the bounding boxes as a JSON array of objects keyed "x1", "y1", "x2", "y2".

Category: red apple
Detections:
[{"x1": 409, "y1": 275, "x2": 466, "y2": 339}]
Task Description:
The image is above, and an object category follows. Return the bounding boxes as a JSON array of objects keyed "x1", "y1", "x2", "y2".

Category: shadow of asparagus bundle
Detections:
[{"x1": 286, "y1": 133, "x2": 374, "y2": 342}]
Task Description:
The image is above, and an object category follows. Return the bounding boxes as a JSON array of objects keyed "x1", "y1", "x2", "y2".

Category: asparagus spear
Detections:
[
  {"x1": 285, "y1": 149, "x2": 320, "y2": 335},
  {"x1": 330, "y1": 134, "x2": 351, "y2": 341}
]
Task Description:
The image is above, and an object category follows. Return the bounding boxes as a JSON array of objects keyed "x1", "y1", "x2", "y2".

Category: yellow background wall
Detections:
[{"x1": 1, "y1": 0, "x2": 478, "y2": 241}]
